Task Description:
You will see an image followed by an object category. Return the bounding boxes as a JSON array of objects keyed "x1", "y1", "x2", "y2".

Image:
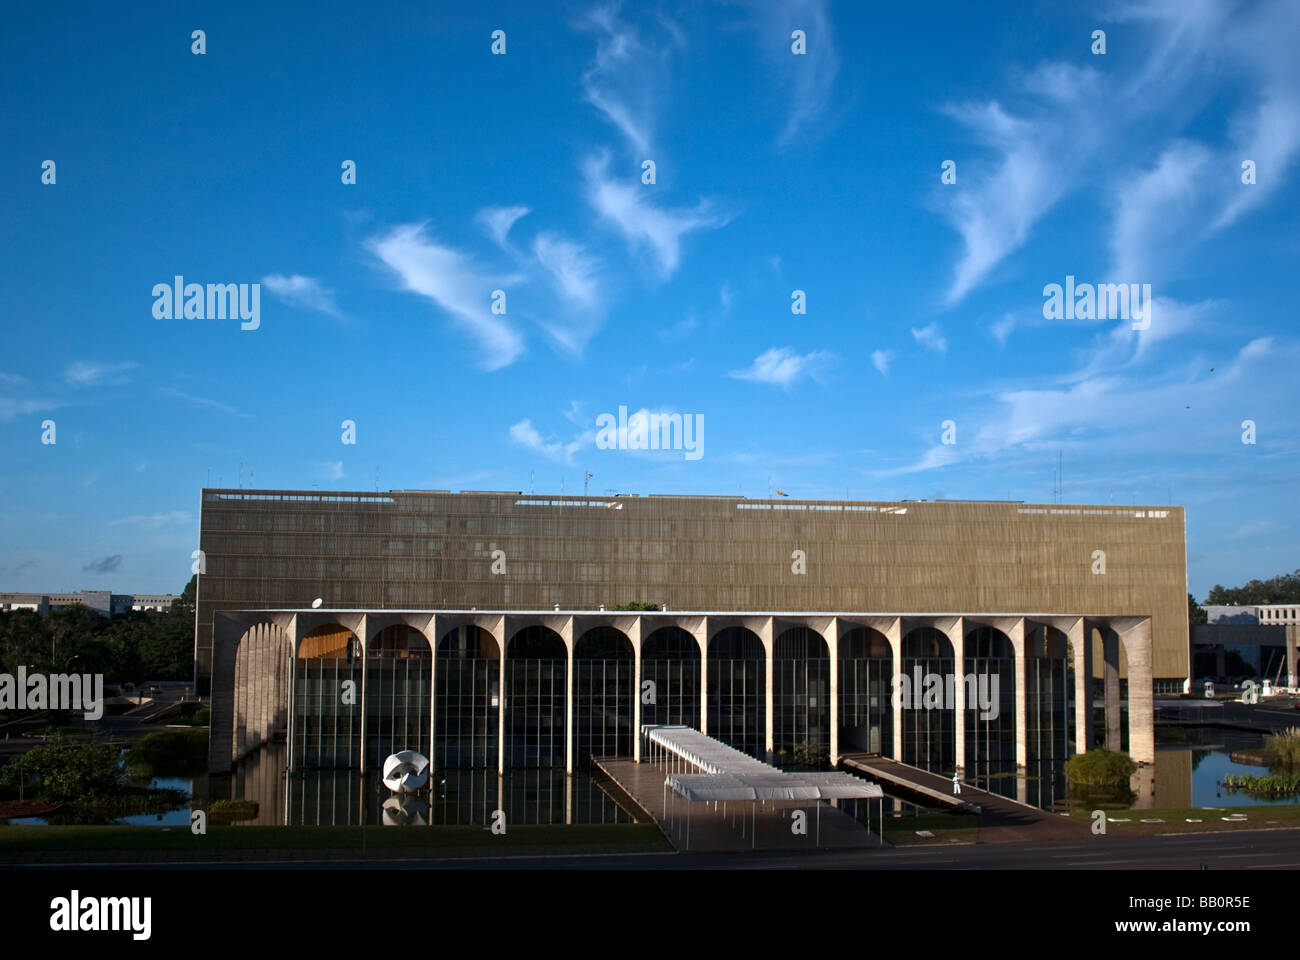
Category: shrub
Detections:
[
  {"x1": 1065, "y1": 748, "x2": 1136, "y2": 787},
  {"x1": 1263, "y1": 727, "x2": 1300, "y2": 767},
  {"x1": 192, "y1": 706, "x2": 210, "y2": 726},
  {"x1": 126, "y1": 728, "x2": 208, "y2": 777},
  {"x1": 208, "y1": 799, "x2": 259, "y2": 823},
  {"x1": 0, "y1": 734, "x2": 124, "y2": 800}
]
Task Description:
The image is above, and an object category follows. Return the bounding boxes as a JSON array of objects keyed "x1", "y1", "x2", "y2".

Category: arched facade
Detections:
[{"x1": 210, "y1": 609, "x2": 1158, "y2": 785}]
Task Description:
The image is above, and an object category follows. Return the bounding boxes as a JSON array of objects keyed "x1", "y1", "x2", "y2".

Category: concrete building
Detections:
[
  {"x1": 1194, "y1": 604, "x2": 1299, "y2": 686},
  {"x1": 0, "y1": 590, "x2": 178, "y2": 615},
  {"x1": 201, "y1": 489, "x2": 1190, "y2": 779}
]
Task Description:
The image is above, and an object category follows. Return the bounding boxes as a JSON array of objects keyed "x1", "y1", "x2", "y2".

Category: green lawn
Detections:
[
  {"x1": 1068, "y1": 803, "x2": 1300, "y2": 836},
  {"x1": 880, "y1": 812, "x2": 979, "y2": 846},
  {"x1": 0, "y1": 823, "x2": 672, "y2": 863}
]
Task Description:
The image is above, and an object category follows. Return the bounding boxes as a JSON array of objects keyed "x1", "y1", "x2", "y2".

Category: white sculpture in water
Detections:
[{"x1": 382, "y1": 750, "x2": 430, "y2": 793}]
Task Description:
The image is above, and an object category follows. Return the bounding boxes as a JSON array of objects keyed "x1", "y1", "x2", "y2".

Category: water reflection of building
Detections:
[{"x1": 201, "y1": 489, "x2": 1188, "y2": 806}]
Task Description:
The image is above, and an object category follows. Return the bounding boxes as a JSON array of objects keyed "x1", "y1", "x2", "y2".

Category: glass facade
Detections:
[
  {"x1": 901, "y1": 627, "x2": 956, "y2": 772},
  {"x1": 773, "y1": 627, "x2": 830, "y2": 768},
  {"x1": 574, "y1": 627, "x2": 634, "y2": 764},
  {"x1": 504, "y1": 626, "x2": 567, "y2": 767},
  {"x1": 640, "y1": 626, "x2": 700, "y2": 729},
  {"x1": 963, "y1": 627, "x2": 1016, "y2": 778},
  {"x1": 707, "y1": 627, "x2": 765, "y2": 755},
  {"x1": 364, "y1": 624, "x2": 431, "y2": 769},
  {"x1": 435, "y1": 626, "x2": 499, "y2": 769},
  {"x1": 838, "y1": 627, "x2": 892, "y2": 755},
  {"x1": 292, "y1": 624, "x2": 362, "y2": 769}
]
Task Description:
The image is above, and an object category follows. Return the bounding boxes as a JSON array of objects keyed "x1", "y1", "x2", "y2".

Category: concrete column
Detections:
[
  {"x1": 1288, "y1": 625, "x2": 1298, "y2": 688},
  {"x1": 497, "y1": 623, "x2": 507, "y2": 776},
  {"x1": 1010, "y1": 618, "x2": 1027, "y2": 770},
  {"x1": 827, "y1": 618, "x2": 840, "y2": 766},
  {"x1": 1069, "y1": 617, "x2": 1091, "y2": 753},
  {"x1": 631, "y1": 616, "x2": 643, "y2": 762},
  {"x1": 209, "y1": 613, "x2": 243, "y2": 773},
  {"x1": 888, "y1": 618, "x2": 902, "y2": 760},
  {"x1": 1121, "y1": 618, "x2": 1155, "y2": 765},
  {"x1": 428, "y1": 614, "x2": 438, "y2": 771},
  {"x1": 1103, "y1": 626, "x2": 1122, "y2": 752},
  {"x1": 698, "y1": 617, "x2": 709, "y2": 736},
  {"x1": 563, "y1": 617, "x2": 575, "y2": 776},
  {"x1": 285, "y1": 617, "x2": 298, "y2": 774},
  {"x1": 357, "y1": 615, "x2": 368, "y2": 773},
  {"x1": 760, "y1": 617, "x2": 775, "y2": 757},
  {"x1": 947, "y1": 617, "x2": 966, "y2": 774}
]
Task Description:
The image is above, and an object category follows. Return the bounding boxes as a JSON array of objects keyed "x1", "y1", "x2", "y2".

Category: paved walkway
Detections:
[
  {"x1": 839, "y1": 754, "x2": 1091, "y2": 844},
  {"x1": 596, "y1": 758, "x2": 881, "y2": 852}
]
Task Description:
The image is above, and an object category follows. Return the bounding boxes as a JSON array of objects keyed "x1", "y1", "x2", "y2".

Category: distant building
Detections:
[
  {"x1": 0, "y1": 590, "x2": 178, "y2": 616},
  {"x1": 1195, "y1": 604, "x2": 1298, "y2": 685}
]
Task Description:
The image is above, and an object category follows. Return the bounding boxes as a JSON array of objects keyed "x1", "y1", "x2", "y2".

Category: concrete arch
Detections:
[
  {"x1": 773, "y1": 626, "x2": 831, "y2": 768},
  {"x1": 231, "y1": 620, "x2": 293, "y2": 766},
  {"x1": 574, "y1": 626, "x2": 635, "y2": 762},
  {"x1": 435, "y1": 624, "x2": 500, "y2": 770},
  {"x1": 504, "y1": 625, "x2": 568, "y2": 768},
  {"x1": 707, "y1": 625, "x2": 766, "y2": 756}
]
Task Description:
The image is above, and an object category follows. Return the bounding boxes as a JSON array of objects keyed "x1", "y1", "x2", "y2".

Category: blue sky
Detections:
[{"x1": 1, "y1": 0, "x2": 1296, "y2": 598}]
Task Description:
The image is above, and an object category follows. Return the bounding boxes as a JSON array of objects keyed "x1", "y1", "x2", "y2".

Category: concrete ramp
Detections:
[{"x1": 840, "y1": 754, "x2": 1091, "y2": 844}]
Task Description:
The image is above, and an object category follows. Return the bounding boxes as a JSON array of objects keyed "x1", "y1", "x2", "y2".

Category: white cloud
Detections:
[
  {"x1": 159, "y1": 387, "x2": 253, "y2": 419},
  {"x1": 533, "y1": 233, "x2": 601, "y2": 310},
  {"x1": 871, "y1": 349, "x2": 893, "y2": 376},
  {"x1": 911, "y1": 323, "x2": 947, "y2": 355},
  {"x1": 576, "y1": 4, "x2": 680, "y2": 156},
  {"x1": 261, "y1": 274, "x2": 342, "y2": 317},
  {"x1": 508, "y1": 418, "x2": 591, "y2": 464},
  {"x1": 312, "y1": 460, "x2": 345, "y2": 480},
  {"x1": 367, "y1": 222, "x2": 525, "y2": 370},
  {"x1": 583, "y1": 153, "x2": 731, "y2": 278},
  {"x1": 991, "y1": 314, "x2": 1015, "y2": 345},
  {"x1": 64, "y1": 361, "x2": 137, "y2": 387},
  {"x1": 477, "y1": 205, "x2": 531, "y2": 249},
  {"x1": 730, "y1": 347, "x2": 833, "y2": 388},
  {"x1": 111, "y1": 511, "x2": 191, "y2": 528},
  {"x1": 748, "y1": 0, "x2": 841, "y2": 148}
]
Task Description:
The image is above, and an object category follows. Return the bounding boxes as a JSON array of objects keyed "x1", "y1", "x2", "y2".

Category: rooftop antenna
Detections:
[
  {"x1": 239, "y1": 461, "x2": 244, "y2": 489},
  {"x1": 529, "y1": 470, "x2": 535, "y2": 495},
  {"x1": 584, "y1": 471, "x2": 592, "y2": 497}
]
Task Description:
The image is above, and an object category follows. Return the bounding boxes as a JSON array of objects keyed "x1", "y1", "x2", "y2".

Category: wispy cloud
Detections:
[
  {"x1": 477, "y1": 205, "x2": 530, "y2": 250},
  {"x1": 159, "y1": 387, "x2": 254, "y2": 419},
  {"x1": 367, "y1": 222, "x2": 525, "y2": 370},
  {"x1": 312, "y1": 460, "x2": 344, "y2": 480},
  {"x1": 533, "y1": 233, "x2": 601, "y2": 311},
  {"x1": 746, "y1": 0, "x2": 841, "y2": 148},
  {"x1": 64, "y1": 361, "x2": 137, "y2": 387},
  {"x1": 576, "y1": 4, "x2": 681, "y2": 156},
  {"x1": 871, "y1": 349, "x2": 894, "y2": 376},
  {"x1": 111, "y1": 511, "x2": 191, "y2": 528},
  {"x1": 583, "y1": 153, "x2": 731, "y2": 278},
  {"x1": 262, "y1": 274, "x2": 342, "y2": 318},
  {"x1": 83, "y1": 554, "x2": 123, "y2": 574},
  {"x1": 730, "y1": 346, "x2": 833, "y2": 388},
  {"x1": 911, "y1": 322, "x2": 947, "y2": 355},
  {"x1": 508, "y1": 418, "x2": 592, "y2": 464},
  {"x1": 937, "y1": 0, "x2": 1300, "y2": 304}
]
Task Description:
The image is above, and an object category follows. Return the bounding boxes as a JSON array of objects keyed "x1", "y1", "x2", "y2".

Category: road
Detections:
[{"x1": 20, "y1": 826, "x2": 1300, "y2": 870}]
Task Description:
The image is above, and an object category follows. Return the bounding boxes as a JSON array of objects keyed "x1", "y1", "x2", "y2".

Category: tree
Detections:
[
  {"x1": 1206, "y1": 569, "x2": 1300, "y2": 606},
  {"x1": 1188, "y1": 594, "x2": 1208, "y2": 626}
]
